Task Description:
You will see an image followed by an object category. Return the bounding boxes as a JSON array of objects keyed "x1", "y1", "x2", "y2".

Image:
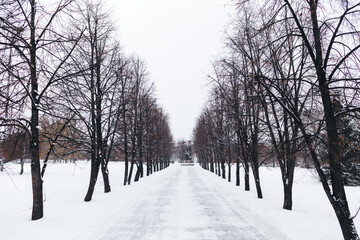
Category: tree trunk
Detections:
[
  {"x1": 30, "y1": 0, "x2": 43, "y2": 220},
  {"x1": 128, "y1": 159, "x2": 135, "y2": 185},
  {"x1": 150, "y1": 160, "x2": 153, "y2": 174},
  {"x1": 95, "y1": 40, "x2": 110, "y2": 193},
  {"x1": 122, "y1": 122, "x2": 128, "y2": 185},
  {"x1": 244, "y1": 161, "x2": 250, "y2": 191},
  {"x1": 282, "y1": 177, "x2": 293, "y2": 210},
  {"x1": 228, "y1": 164, "x2": 231, "y2": 182},
  {"x1": 134, "y1": 168, "x2": 140, "y2": 182},
  {"x1": 84, "y1": 155, "x2": 100, "y2": 202},
  {"x1": 217, "y1": 160, "x2": 221, "y2": 177},
  {"x1": 20, "y1": 158, "x2": 24, "y2": 175},
  {"x1": 124, "y1": 157, "x2": 129, "y2": 185},
  {"x1": 153, "y1": 161, "x2": 157, "y2": 172},
  {"x1": 221, "y1": 159, "x2": 226, "y2": 179},
  {"x1": 146, "y1": 161, "x2": 150, "y2": 176},
  {"x1": 252, "y1": 164, "x2": 263, "y2": 199},
  {"x1": 134, "y1": 162, "x2": 142, "y2": 182},
  {"x1": 220, "y1": 141, "x2": 226, "y2": 179},
  {"x1": 236, "y1": 132, "x2": 241, "y2": 186},
  {"x1": 236, "y1": 159, "x2": 240, "y2": 186},
  {"x1": 333, "y1": 201, "x2": 359, "y2": 240},
  {"x1": 30, "y1": 107, "x2": 43, "y2": 220},
  {"x1": 227, "y1": 146, "x2": 231, "y2": 182},
  {"x1": 100, "y1": 162, "x2": 111, "y2": 193},
  {"x1": 318, "y1": 68, "x2": 358, "y2": 239}
]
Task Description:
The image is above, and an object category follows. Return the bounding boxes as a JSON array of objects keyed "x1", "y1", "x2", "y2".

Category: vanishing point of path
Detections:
[{"x1": 87, "y1": 164, "x2": 289, "y2": 240}]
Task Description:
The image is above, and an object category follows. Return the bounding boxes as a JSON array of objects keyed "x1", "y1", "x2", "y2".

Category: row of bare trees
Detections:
[
  {"x1": 0, "y1": 0, "x2": 174, "y2": 221},
  {"x1": 193, "y1": 0, "x2": 360, "y2": 239}
]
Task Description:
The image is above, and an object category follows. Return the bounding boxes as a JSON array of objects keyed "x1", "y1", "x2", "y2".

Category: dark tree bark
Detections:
[
  {"x1": 20, "y1": 158, "x2": 24, "y2": 175},
  {"x1": 283, "y1": 1, "x2": 359, "y2": 238},
  {"x1": 84, "y1": 152, "x2": 100, "y2": 202},
  {"x1": 122, "y1": 88, "x2": 129, "y2": 186}
]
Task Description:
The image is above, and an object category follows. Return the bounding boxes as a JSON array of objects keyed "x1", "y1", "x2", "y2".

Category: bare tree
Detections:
[
  {"x1": 234, "y1": 0, "x2": 360, "y2": 238},
  {"x1": 0, "y1": 0, "x2": 82, "y2": 220},
  {"x1": 126, "y1": 56, "x2": 150, "y2": 185},
  {"x1": 227, "y1": 5, "x2": 307, "y2": 206},
  {"x1": 55, "y1": 0, "x2": 127, "y2": 201}
]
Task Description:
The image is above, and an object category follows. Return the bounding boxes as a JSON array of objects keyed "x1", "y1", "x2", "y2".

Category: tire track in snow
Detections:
[
  {"x1": 186, "y1": 166, "x2": 267, "y2": 240},
  {"x1": 93, "y1": 164, "x2": 286, "y2": 240},
  {"x1": 97, "y1": 167, "x2": 181, "y2": 240}
]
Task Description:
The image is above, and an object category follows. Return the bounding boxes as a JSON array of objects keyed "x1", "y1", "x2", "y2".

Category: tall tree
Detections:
[
  {"x1": 235, "y1": 0, "x2": 360, "y2": 238},
  {"x1": 57, "y1": 0, "x2": 125, "y2": 201},
  {"x1": 0, "y1": 0, "x2": 82, "y2": 220}
]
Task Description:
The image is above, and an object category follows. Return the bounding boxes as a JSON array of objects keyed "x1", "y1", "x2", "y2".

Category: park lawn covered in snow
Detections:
[{"x1": 0, "y1": 161, "x2": 359, "y2": 240}]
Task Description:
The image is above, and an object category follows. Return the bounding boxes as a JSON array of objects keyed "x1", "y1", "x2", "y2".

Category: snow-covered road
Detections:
[
  {"x1": 90, "y1": 164, "x2": 288, "y2": 240},
  {"x1": 3, "y1": 161, "x2": 358, "y2": 239}
]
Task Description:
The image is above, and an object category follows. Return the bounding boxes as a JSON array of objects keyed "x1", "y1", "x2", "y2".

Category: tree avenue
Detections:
[
  {"x1": 0, "y1": 0, "x2": 174, "y2": 221},
  {"x1": 1, "y1": 0, "x2": 359, "y2": 239},
  {"x1": 193, "y1": 1, "x2": 360, "y2": 239}
]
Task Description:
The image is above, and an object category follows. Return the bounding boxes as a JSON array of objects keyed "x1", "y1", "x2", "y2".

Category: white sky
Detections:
[{"x1": 106, "y1": 0, "x2": 233, "y2": 141}]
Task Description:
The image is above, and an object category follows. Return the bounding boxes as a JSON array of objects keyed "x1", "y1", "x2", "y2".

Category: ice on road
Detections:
[{"x1": 88, "y1": 164, "x2": 288, "y2": 240}]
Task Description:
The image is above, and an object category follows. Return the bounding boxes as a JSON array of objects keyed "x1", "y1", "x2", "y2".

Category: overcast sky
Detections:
[{"x1": 106, "y1": 0, "x2": 233, "y2": 141}]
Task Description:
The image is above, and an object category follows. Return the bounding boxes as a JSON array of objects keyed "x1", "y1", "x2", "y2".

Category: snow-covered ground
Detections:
[{"x1": 0, "y1": 161, "x2": 359, "y2": 240}]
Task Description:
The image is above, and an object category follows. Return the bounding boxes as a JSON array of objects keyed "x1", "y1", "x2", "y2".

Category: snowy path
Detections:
[
  {"x1": 89, "y1": 164, "x2": 287, "y2": 240},
  {"x1": 2, "y1": 161, "x2": 359, "y2": 240}
]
